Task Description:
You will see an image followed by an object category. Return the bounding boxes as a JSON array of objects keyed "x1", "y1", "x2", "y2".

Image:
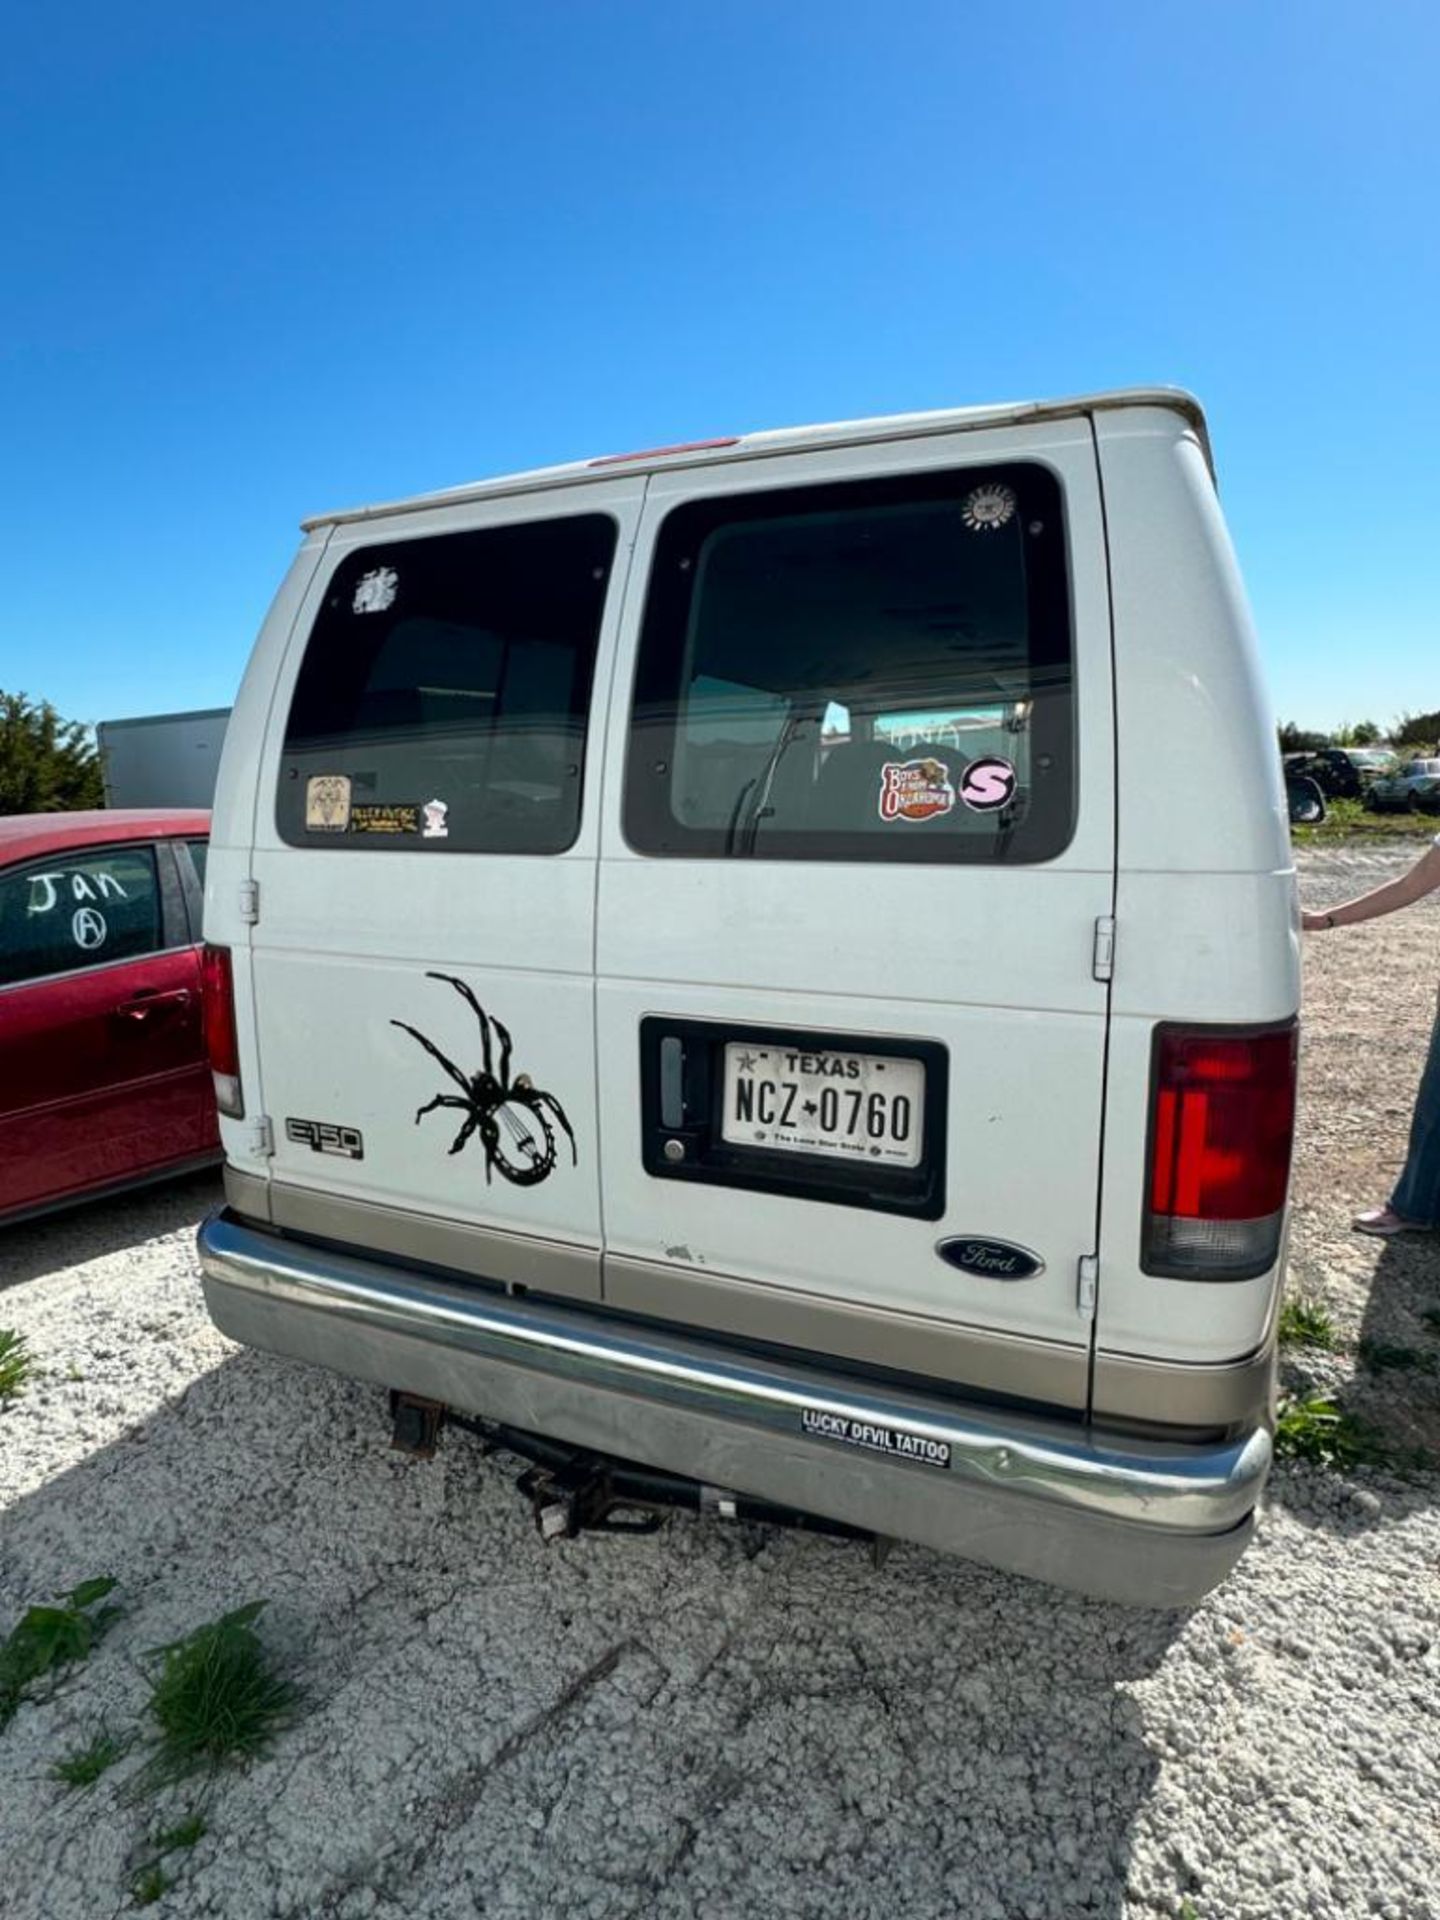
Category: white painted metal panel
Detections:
[{"x1": 595, "y1": 420, "x2": 1114, "y2": 1353}]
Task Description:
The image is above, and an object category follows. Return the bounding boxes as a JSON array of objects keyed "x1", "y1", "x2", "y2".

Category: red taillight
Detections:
[
  {"x1": 1144, "y1": 1021, "x2": 1297, "y2": 1279},
  {"x1": 200, "y1": 943, "x2": 244, "y2": 1118}
]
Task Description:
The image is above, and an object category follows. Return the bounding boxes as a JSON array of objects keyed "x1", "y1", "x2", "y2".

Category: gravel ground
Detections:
[{"x1": 2, "y1": 844, "x2": 1437, "y2": 1920}]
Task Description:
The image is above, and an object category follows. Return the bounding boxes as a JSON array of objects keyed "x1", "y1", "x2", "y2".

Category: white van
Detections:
[{"x1": 197, "y1": 389, "x2": 1298, "y2": 1606}]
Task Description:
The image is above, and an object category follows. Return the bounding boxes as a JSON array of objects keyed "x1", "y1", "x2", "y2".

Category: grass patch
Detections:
[
  {"x1": 131, "y1": 1864, "x2": 169, "y2": 1906},
  {"x1": 152, "y1": 1813, "x2": 207, "y2": 1853},
  {"x1": 1274, "y1": 1394, "x2": 1387, "y2": 1469},
  {"x1": 0, "y1": 1329, "x2": 34, "y2": 1405},
  {"x1": 0, "y1": 1577, "x2": 121, "y2": 1730},
  {"x1": 132, "y1": 1601, "x2": 296, "y2": 1796},
  {"x1": 1278, "y1": 1298, "x2": 1339, "y2": 1350},
  {"x1": 1291, "y1": 796, "x2": 1440, "y2": 844},
  {"x1": 1358, "y1": 1339, "x2": 1436, "y2": 1374},
  {"x1": 51, "y1": 1726, "x2": 131, "y2": 1788}
]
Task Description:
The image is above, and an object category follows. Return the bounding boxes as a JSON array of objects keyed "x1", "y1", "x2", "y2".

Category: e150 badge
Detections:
[
  {"x1": 801, "y1": 1408, "x2": 951, "y2": 1469},
  {"x1": 285, "y1": 1118, "x2": 364, "y2": 1160}
]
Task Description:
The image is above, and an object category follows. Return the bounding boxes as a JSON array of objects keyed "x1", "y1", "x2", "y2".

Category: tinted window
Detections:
[
  {"x1": 187, "y1": 840, "x2": 208, "y2": 887},
  {"x1": 624, "y1": 465, "x2": 1074, "y2": 863},
  {"x1": 278, "y1": 515, "x2": 618, "y2": 854},
  {"x1": 0, "y1": 847, "x2": 163, "y2": 987}
]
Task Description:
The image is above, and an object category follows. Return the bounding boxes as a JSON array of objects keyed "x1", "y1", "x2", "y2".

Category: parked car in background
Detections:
[
  {"x1": 1282, "y1": 747, "x2": 1397, "y2": 800},
  {"x1": 1364, "y1": 757, "x2": 1440, "y2": 813},
  {"x1": 0, "y1": 810, "x2": 218, "y2": 1225}
]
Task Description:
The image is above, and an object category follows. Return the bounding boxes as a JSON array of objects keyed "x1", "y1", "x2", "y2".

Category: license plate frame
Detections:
[{"x1": 639, "y1": 1018, "x2": 949, "y2": 1220}]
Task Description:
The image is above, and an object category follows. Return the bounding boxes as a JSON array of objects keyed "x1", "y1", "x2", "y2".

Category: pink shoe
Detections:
[{"x1": 1352, "y1": 1206, "x2": 1421, "y2": 1237}]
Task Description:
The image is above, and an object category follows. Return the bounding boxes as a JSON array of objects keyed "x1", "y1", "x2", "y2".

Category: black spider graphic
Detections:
[{"x1": 390, "y1": 972, "x2": 577, "y2": 1187}]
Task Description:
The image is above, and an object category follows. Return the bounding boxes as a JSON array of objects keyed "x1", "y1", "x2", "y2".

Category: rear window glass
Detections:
[
  {"x1": 277, "y1": 515, "x2": 617, "y2": 853},
  {"x1": 623, "y1": 464, "x2": 1074, "y2": 862},
  {"x1": 0, "y1": 847, "x2": 163, "y2": 987}
]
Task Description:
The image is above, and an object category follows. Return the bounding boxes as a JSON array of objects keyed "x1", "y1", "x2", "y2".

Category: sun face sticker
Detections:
[
  {"x1": 878, "y1": 758, "x2": 957, "y2": 823},
  {"x1": 961, "y1": 484, "x2": 1017, "y2": 533},
  {"x1": 352, "y1": 566, "x2": 399, "y2": 615},
  {"x1": 390, "y1": 973, "x2": 576, "y2": 1187}
]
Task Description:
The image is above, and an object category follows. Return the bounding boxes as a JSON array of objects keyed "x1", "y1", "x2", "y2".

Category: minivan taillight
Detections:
[
  {"x1": 200, "y1": 944, "x2": 244, "y2": 1118},
  {"x1": 1143, "y1": 1021, "x2": 1297, "y2": 1280}
]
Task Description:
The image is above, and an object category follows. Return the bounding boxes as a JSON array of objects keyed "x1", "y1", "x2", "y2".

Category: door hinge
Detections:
[
  {"x1": 246, "y1": 1115, "x2": 275, "y2": 1158},
  {"x1": 1077, "y1": 1254, "x2": 1098, "y2": 1320},
  {"x1": 1091, "y1": 915, "x2": 1115, "y2": 983},
  {"x1": 238, "y1": 879, "x2": 260, "y2": 925}
]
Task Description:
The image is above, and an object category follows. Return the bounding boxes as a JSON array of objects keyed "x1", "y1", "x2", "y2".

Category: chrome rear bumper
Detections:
[{"x1": 198, "y1": 1209, "x2": 1269, "y2": 1607}]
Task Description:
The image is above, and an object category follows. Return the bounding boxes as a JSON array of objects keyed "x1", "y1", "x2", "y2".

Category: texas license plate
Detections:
[{"x1": 720, "y1": 1044, "x2": 924, "y2": 1169}]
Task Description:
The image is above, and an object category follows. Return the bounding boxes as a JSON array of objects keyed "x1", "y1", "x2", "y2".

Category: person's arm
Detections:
[{"x1": 1302, "y1": 838, "x2": 1440, "y2": 932}]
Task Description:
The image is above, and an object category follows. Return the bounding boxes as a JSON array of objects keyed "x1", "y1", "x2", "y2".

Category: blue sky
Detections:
[{"x1": 2, "y1": 2, "x2": 1436, "y2": 734}]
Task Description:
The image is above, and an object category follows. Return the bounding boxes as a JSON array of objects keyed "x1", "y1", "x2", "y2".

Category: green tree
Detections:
[
  {"x1": 1277, "y1": 720, "x2": 1328, "y2": 754},
  {"x1": 0, "y1": 691, "x2": 104, "y2": 815},
  {"x1": 1393, "y1": 709, "x2": 1440, "y2": 749},
  {"x1": 1349, "y1": 719, "x2": 1382, "y2": 746}
]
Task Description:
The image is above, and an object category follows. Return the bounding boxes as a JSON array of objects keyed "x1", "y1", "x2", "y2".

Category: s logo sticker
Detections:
[
  {"x1": 959, "y1": 757, "x2": 1017, "y2": 812},
  {"x1": 937, "y1": 1238, "x2": 1044, "y2": 1280}
]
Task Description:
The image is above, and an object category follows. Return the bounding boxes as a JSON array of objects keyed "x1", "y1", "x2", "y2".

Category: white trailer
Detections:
[{"x1": 97, "y1": 707, "x2": 231, "y2": 810}]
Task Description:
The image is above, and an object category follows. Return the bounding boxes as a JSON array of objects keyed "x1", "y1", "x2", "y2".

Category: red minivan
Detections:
[{"x1": 0, "y1": 810, "x2": 219, "y2": 1226}]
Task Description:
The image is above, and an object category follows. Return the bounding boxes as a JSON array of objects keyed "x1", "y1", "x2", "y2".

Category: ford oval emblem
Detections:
[{"x1": 936, "y1": 1237, "x2": 1045, "y2": 1280}]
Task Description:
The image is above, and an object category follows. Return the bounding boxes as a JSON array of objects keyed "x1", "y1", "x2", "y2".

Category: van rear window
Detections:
[
  {"x1": 277, "y1": 515, "x2": 617, "y2": 853},
  {"x1": 623, "y1": 465, "x2": 1074, "y2": 862}
]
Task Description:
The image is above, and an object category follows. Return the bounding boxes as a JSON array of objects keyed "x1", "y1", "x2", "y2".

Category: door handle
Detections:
[{"x1": 115, "y1": 989, "x2": 193, "y2": 1023}]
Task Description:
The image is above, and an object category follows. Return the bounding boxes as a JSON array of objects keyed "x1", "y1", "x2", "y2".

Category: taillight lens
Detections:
[
  {"x1": 200, "y1": 943, "x2": 244, "y2": 1118},
  {"x1": 1144, "y1": 1021, "x2": 1297, "y2": 1279}
]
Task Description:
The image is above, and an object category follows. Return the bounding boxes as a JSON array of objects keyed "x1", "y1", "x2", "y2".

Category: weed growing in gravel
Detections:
[
  {"x1": 0, "y1": 1577, "x2": 121, "y2": 1730},
  {"x1": 1274, "y1": 1394, "x2": 1386, "y2": 1469},
  {"x1": 0, "y1": 1328, "x2": 34, "y2": 1404},
  {"x1": 51, "y1": 1726, "x2": 132, "y2": 1788},
  {"x1": 132, "y1": 1601, "x2": 296, "y2": 1795},
  {"x1": 1278, "y1": 1298, "x2": 1339, "y2": 1350},
  {"x1": 152, "y1": 1813, "x2": 207, "y2": 1852},
  {"x1": 131, "y1": 1864, "x2": 169, "y2": 1906}
]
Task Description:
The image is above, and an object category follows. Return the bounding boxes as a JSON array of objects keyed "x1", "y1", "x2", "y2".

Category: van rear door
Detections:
[
  {"x1": 594, "y1": 420, "x2": 1114, "y2": 1406},
  {"x1": 243, "y1": 479, "x2": 645, "y2": 1303}
]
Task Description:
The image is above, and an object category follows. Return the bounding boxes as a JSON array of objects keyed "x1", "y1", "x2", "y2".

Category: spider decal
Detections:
[{"x1": 390, "y1": 973, "x2": 577, "y2": 1187}]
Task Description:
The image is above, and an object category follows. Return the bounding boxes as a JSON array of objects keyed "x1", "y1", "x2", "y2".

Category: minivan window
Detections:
[
  {"x1": 277, "y1": 515, "x2": 618, "y2": 854},
  {"x1": 0, "y1": 846, "x2": 163, "y2": 987},
  {"x1": 624, "y1": 465, "x2": 1074, "y2": 862}
]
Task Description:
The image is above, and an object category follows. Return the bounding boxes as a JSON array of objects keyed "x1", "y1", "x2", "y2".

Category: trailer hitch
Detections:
[{"x1": 387, "y1": 1392, "x2": 879, "y2": 1553}]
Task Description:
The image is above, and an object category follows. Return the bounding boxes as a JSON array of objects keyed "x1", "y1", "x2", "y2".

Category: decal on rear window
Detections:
[
  {"x1": 352, "y1": 566, "x2": 399, "y2": 614},
  {"x1": 421, "y1": 797, "x2": 449, "y2": 839},
  {"x1": 877, "y1": 758, "x2": 956, "y2": 823},
  {"x1": 349, "y1": 803, "x2": 419, "y2": 835},
  {"x1": 390, "y1": 972, "x2": 577, "y2": 1187},
  {"x1": 958, "y1": 756, "x2": 1017, "y2": 812},
  {"x1": 960, "y1": 482, "x2": 1017, "y2": 533},
  {"x1": 305, "y1": 774, "x2": 352, "y2": 832}
]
